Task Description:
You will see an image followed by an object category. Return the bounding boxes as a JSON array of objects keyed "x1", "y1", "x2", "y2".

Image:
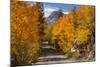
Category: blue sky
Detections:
[
  {"x1": 43, "y1": 3, "x2": 77, "y2": 17},
  {"x1": 26, "y1": 2, "x2": 78, "y2": 17}
]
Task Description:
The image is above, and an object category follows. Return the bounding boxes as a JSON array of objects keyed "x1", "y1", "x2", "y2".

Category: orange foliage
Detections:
[
  {"x1": 52, "y1": 5, "x2": 95, "y2": 57},
  {"x1": 11, "y1": 1, "x2": 44, "y2": 65},
  {"x1": 52, "y1": 16, "x2": 74, "y2": 53},
  {"x1": 75, "y1": 6, "x2": 95, "y2": 45}
]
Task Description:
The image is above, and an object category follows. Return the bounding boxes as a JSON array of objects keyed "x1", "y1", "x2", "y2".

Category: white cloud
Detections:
[
  {"x1": 45, "y1": 7, "x2": 59, "y2": 12},
  {"x1": 63, "y1": 11, "x2": 70, "y2": 15}
]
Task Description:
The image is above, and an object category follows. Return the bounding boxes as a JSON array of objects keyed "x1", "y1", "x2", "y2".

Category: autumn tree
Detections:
[
  {"x1": 74, "y1": 6, "x2": 95, "y2": 60},
  {"x1": 52, "y1": 5, "x2": 95, "y2": 60},
  {"x1": 11, "y1": 1, "x2": 44, "y2": 65},
  {"x1": 52, "y1": 15, "x2": 74, "y2": 53}
]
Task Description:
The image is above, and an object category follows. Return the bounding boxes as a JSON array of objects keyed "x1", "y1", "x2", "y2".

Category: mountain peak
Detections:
[{"x1": 46, "y1": 10, "x2": 64, "y2": 25}]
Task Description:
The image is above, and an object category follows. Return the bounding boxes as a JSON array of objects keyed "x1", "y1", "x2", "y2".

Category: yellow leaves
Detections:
[
  {"x1": 75, "y1": 5, "x2": 95, "y2": 45},
  {"x1": 11, "y1": 1, "x2": 44, "y2": 65},
  {"x1": 76, "y1": 29, "x2": 90, "y2": 45},
  {"x1": 11, "y1": 46, "x2": 19, "y2": 55},
  {"x1": 52, "y1": 5, "x2": 95, "y2": 55},
  {"x1": 52, "y1": 15, "x2": 74, "y2": 53},
  {"x1": 52, "y1": 16, "x2": 74, "y2": 37}
]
